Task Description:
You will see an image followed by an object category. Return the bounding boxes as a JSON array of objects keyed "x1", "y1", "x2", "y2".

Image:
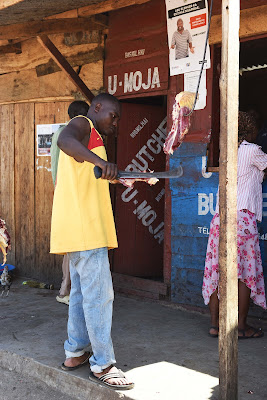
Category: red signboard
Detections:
[{"x1": 105, "y1": 0, "x2": 169, "y2": 98}]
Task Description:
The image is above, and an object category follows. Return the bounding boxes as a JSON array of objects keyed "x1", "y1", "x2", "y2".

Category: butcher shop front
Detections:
[
  {"x1": 104, "y1": 0, "x2": 214, "y2": 300},
  {"x1": 104, "y1": 0, "x2": 267, "y2": 315},
  {"x1": 0, "y1": 0, "x2": 266, "y2": 313}
]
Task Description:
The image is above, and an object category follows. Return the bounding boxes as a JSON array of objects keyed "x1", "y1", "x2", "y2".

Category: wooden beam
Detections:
[
  {"x1": 46, "y1": 0, "x2": 151, "y2": 19},
  {"x1": 78, "y1": 0, "x2": 150, "y2": 17},
  {"x1": 0, "y1": 60, "x2": 103, "y2": 104},
  {"x1": 0, "y1": 33, "x2": 104, "y2": 75},
  {"x1": 0, "y1": 41, "x2": 21, "y2": 54},
  {"x1": 218, "y1": 1, "x2": 239, "y2": 400},
  {"x1": 0, "y1": 15, "x2": 108, "y2": 40},
  {"x1": 35, "y1": 46, "x2": 103, "y2": 77},
  {"x1": 209, "y1": 4, "x2": 267, "y2": 44},
  {"x1": 0, "y1": 0, "x2": 24, "y2": 10},
  {"x1": 37, "y1": 35, "x2": 95, "y2": 102}
]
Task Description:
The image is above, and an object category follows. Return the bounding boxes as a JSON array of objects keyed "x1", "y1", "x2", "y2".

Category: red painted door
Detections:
[{"x1": 113, "y1": 102, "x2": 167, "y2": 278}]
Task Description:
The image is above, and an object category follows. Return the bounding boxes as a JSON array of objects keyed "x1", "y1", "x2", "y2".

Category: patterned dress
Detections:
[{"x1": 202, "y1": 141, "x2": 267, "y2": 309}]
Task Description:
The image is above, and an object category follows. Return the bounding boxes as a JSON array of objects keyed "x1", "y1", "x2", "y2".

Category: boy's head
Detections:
[
  {"x1": 89, "y1": 93, "x2": 121, "y2": 137},
  {"x1": 68, "y1": 100, "x2": 89, "y2": 119}
]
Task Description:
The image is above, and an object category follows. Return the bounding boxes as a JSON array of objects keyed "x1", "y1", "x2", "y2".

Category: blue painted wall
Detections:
[{"x1": 170, "y1": 142, "x2": 267, "y2": 316}]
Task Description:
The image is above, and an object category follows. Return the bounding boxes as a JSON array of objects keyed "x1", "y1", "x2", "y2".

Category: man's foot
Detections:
[
  {"x1": 89, "y1": 366, "x2": 134, "y2": 390},
  {"x1": 56, "y1": 295, "x2": 69, "y2": 305},
  {"x1": 238, "y1": 325, "x2": 264, "y2": 339},
  {"x1": 61, "y1": 352, "x2": 90, "y2": 371}
]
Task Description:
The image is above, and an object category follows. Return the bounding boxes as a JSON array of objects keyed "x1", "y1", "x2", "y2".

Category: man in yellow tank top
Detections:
[{"x1": 50, "y1": 93, "x2": 134, "y2": 390}]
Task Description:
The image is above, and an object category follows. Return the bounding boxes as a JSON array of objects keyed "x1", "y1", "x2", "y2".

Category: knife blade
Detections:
[{"x1": 94, "y1": 166, "x2": 183, "y2": 179}]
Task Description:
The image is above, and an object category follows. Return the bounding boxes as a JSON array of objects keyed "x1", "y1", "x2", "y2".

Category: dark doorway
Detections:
[{"x1": 111, "y1": 96, "x2": 167, "y2": 280}]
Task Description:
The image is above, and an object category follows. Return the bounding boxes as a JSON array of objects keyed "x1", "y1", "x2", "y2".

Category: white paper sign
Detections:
[
  {"x1": 184, "y1": 69, "x2": 206, "y2": 110},
  {"x1": 165, "y1": 0, "x2": 211, "y2": 76},
  {"x1": 36, "y1": 123, "x2": 66, "y2": 156}
]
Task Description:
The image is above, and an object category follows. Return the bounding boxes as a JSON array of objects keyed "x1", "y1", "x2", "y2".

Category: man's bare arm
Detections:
[
  {"x1": 57, "y1": 117, "x2": 118, "y2": 180},
  {"x1": 189, "y1": 42, "x2": 195, "y2": 53}
]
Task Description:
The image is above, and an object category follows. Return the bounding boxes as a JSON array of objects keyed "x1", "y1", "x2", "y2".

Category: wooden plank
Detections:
[
  {"x1": 0, "y1": 42, "x2": 21, "y2": 54},
  {"x1": 218, "y1": 1, "x2": 239, "y2": 399},
  {"x1": 37, "y1": 35, "x2": 95, "y2": 102},
  {"x1": 0, "y1": 15, "x2": 108, "y2": 40},
  {"x1": 34, "y1": 102, "x2": 55, "y2": 283},
  {"x1": 34, "y1": 102, "x2": 69, "y2": 284},
  {"x1": 35, "y1": 46, "x2": 103, "y2": 77},
  {"x1": 112, "y1": 273, "x2": 168, "y2": 296},
  {"x1": 46, "y1": 0, "x2": 151, "y2": 19},
  {"x1": 209, "y1": 5, "x2": 267, "y2": 45},
  {"x1": 79, "y1": 0, "x2": 151, "y2": 17},
  {"x1": 114, "y1": 285, "x2": 160, "y2": 300},
  {"x1": 207, "y1": 167, "x2": 219, "y2": 172},
  {"x1": 64, "y1": 30, "x2": 102, "y2": 47},
  {"x1": 0, "y1": 61, "x2": 103, "y2": 104},
  {"x1": 0, "y1": 104, "x2": 15, "y2": 265},
  {"x1": 0, "y1": 33, "x2": 103, "y2": 75},
  {"x1": 0, "y1": 0, "x2": 23, "y2": 10},
  {"x1": 14, "y1": 103, "x2": 35, "y2": 278},
  {"x1": 46, "y1": 9, "x2": 78, "y2": 20},
  {"x1": 0, "y1": 0, "x2": 106, "y2": 26},
  {"x1": 53, "y1": 102, "x2": 70, "y2": 283},
  {"x1": 1, "y1": 97, "x2": 74, "y2": 105},
  {"x1": 209, "y1": 0, "x2": 267, "y2": 16}
]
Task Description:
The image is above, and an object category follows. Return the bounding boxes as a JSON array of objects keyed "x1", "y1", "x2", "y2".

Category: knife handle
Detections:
[
  {"x1": 93, "y1": 166, "x2": 121, "y2": 179},
  {"x1": 94, "y1": 166, "x2": 103, "y2": 179}
]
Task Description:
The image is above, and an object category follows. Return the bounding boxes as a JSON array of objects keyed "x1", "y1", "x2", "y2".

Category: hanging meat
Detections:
[
  {"x1": 163, "y1": 91, "x2": 195, "y2": 155},
  {"x1": 0, "y1": 219, "x2": 11, "y2": 266}
]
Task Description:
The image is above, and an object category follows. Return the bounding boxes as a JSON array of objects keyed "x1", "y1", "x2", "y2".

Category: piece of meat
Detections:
[
  {"x1": 119, "y1": 176, "x2": 159, "y2": 188},
  {"x1": 163, "y1": 91, "x2": 195, "y2": 155},
  {"x1": 0, "y1": 219, "x2": 11, "y2": 266}
]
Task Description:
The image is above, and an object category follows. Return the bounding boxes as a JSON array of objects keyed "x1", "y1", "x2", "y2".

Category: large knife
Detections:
[{"x1": 94, "y1": 165, "x2": 183, "y2": 179}]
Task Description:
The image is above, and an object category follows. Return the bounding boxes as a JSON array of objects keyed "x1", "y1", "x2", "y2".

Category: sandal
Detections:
[
  {"x1": 61, "y1": 352, "x2": 91, "y2": 371},
  {"x1": 238, "y1": 327, "x2": 264, "y2": 339},
  {"x1": 89, "y1": 368, "x2": 134, "y2": 390},
  {"x1": 209, "y1": 326, "x2": 219, "y2": 338}
]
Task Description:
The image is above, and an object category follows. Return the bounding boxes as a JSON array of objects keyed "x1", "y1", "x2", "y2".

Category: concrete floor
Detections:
[{"x1": 0, "y1": 279, "x2": 266, "y2": 400}]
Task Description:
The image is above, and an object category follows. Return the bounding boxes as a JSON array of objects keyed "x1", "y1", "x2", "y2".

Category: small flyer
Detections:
[
  {"x1": 184, "y1": 69, "x2": 207, "y2": 110},
  {"x1": 165, "y1": 0, "x2": 211, "y2": 76},
  {"x1": 36, "y1": 123, "x2": 66, "y2": 156}
]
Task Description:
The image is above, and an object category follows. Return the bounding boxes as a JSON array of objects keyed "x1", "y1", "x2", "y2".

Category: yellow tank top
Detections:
[{"x1": 50, "y1": 117, "x2": 118, "y2": 254}]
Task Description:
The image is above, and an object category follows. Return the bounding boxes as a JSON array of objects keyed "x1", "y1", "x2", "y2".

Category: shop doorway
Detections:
[
  {"x1": 208, "y1": 36, "x2": 267, "y2": 168},
  {"x1": 111, "y1": 96, "x2": 167, "y2": 280},
  {"x1": 239, "y1": 37, "x2": 267, "y2": 138}
]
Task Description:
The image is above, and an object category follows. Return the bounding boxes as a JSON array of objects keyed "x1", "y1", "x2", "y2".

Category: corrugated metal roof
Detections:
[
  {"x1": 239, "y1": 64, "x2": 267, "y2": 75},
  {"x1": 240, "y1": 37, "x2": 267, "y2": 69}
]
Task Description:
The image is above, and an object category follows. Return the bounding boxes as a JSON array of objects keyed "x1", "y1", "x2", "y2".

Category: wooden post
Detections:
[
  {"x1": 37, "y1": 35, "x2": 95, "y2": 102},
  {"x1": 218, "y1": 1, "x2": 240, "y2": 400}
]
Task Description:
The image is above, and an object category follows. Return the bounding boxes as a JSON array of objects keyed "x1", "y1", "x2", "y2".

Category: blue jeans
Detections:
[{"x1": 64, "y1": 247, "x2": 116, "y2": 373}]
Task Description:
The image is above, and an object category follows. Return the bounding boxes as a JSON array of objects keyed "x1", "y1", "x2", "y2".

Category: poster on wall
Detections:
[
  {"x1": 36, "y1": 123, "x2": 66, "y2": 156},
  {"x1": 165, "y1": 0, "x2": 211, "y2": 76},
  {"x1": 184, "y1": 69, "x2": 206, "y2": 110}
]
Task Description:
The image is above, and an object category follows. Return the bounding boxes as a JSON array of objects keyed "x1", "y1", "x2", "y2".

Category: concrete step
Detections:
[{"x1": 0, "y1": 350, "x2": 133, "y2": 400}]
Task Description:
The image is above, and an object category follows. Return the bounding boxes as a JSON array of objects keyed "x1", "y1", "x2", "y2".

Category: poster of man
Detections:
[
  {"x1": 165, "y1": 0, "x2": 211, "y2": 76},
  {"x1": 171, "y1": 18, "x2": 194, "y2": 60}
]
